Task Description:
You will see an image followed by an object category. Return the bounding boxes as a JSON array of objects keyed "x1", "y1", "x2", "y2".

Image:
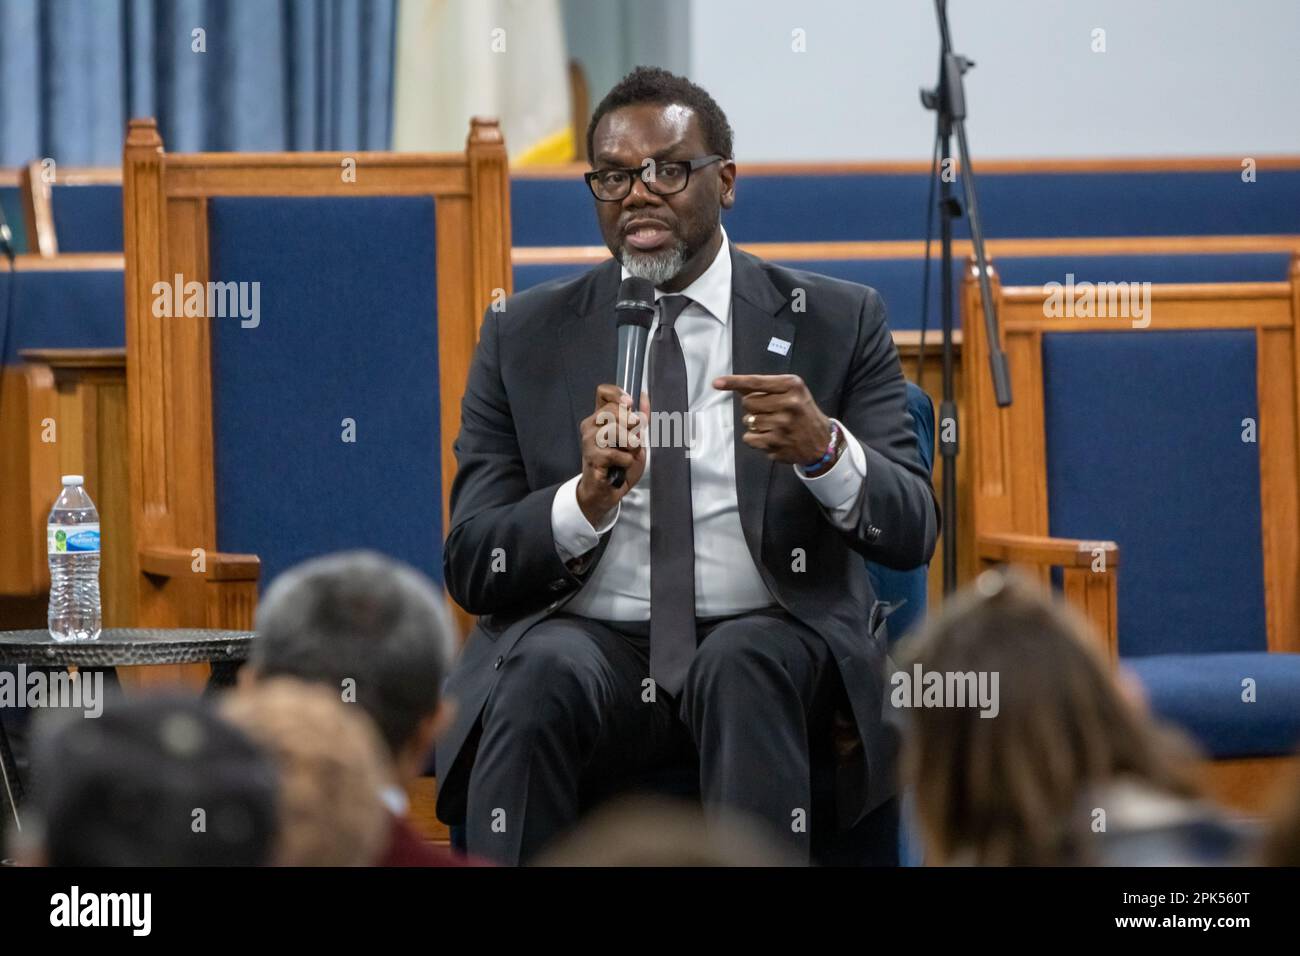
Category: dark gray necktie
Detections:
[{"x1": 648, "y1": 294, "x2": 696, "y2": 697}]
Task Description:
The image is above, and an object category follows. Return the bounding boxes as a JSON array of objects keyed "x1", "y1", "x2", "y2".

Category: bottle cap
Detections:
[{"x1": 61, "y1": 475, "x2": 84, "y2": 486}]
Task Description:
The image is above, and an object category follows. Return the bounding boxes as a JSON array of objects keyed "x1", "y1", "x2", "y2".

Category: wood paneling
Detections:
[
  {"x1": 18, "y1": 348, "x2": 135, "y2": 627},
  {"x1": 0, "y1": 363, "x2": 57, "y2": 595},
  {"x1": 1200, "y1": 755, "x2": 1300, "y2": 816},
  {"x1": 406, "y1": 776, "x2": 451, "y2": 846}
]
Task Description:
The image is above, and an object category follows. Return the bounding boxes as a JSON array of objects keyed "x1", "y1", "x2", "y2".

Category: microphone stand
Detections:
[
  {"x1": 0, "y1": 202, "x2": 20, "y2": 832},
  {"x1": 920, "y1": 0, "x2": 1012, "y2": 596}
]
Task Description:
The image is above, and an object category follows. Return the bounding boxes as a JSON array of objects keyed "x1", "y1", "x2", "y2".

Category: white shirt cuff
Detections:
[
  {"x1": 551, "y1": 474, "x2": 620, "y2": 564},
  {"x1": 795, "y1": 419, "x2": 867, "y2": 525}
]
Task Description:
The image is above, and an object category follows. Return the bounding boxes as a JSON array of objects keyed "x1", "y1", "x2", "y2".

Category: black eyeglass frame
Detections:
[{"x1": 584, "y1": 154, "x2": 725, "y2": 202}]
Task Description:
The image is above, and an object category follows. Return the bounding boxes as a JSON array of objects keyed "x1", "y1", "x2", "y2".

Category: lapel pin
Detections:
[{"x1": 767, "y1": 337, "x2": 791, "y2": 356}]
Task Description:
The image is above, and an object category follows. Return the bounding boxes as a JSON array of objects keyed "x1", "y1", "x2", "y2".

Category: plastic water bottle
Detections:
[{"x1": 47, "y1": 475, "x2": 102, "y2": 642}]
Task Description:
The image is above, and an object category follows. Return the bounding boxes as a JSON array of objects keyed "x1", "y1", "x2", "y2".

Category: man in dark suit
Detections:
[{"x1": 436, "y1": 66, "x2": 939, "y2": 865}]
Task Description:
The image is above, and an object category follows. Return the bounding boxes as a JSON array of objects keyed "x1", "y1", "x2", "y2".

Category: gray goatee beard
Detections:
[{"x1": 620, "y1": 240, "x2": 687, "y2": 287}]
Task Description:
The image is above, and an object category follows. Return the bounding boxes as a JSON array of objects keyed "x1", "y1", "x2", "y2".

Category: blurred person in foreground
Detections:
[
  {"x1": 1260, "y1": 765, "x2": 1300, "y2": 865},
  {"x1": 13, "y1": 696, "x2": 277, "y2": 866},
  {"x1": 535, "y1": 795, "x2": 801, "y2": 866},
  {"x1": 221, "y1": 678, "x2": 390, "y2": 866},
  {"x1": 898, "y1": 570, "x2": 1252, "y2": 866},
  {"x1": 243, "y1": 550, "x2": 474, "y2": 866}
]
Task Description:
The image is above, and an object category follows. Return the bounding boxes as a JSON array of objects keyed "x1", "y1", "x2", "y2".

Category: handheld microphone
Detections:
[{"x1": 607, "y1": 276, "x2": 655, "y2": 488}]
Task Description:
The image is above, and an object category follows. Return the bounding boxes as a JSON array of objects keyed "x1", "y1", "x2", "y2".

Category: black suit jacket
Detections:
[{"x1": 435, "y1": 245, "x2": 939, "y2": 829}]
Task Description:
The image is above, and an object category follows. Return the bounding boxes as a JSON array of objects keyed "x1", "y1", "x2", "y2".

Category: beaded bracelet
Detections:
[{"x1": 801, "y1": 420, "x2": 840, "y2": 475}]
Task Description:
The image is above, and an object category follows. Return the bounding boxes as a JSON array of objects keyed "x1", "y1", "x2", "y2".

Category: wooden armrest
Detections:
[
  {"x1": 139, "y1": 546, "x2": 261, "y2": 582},
  {"x1": 976, "y1": 532, "x2": 1120, "y2": 661},
  {"x1": 977, "y1": 532, "x2": 1119, "y2": 569}
]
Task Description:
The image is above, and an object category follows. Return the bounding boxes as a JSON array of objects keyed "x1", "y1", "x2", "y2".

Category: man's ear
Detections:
[
  {"x1": 719, "y1": 160, "x2": 737, "y2": 210},
  {"x1": 236, "y1": 664, "x2": 259, "y2": 690}
]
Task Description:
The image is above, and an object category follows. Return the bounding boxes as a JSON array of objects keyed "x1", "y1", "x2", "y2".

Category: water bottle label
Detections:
[{"x1": 49, "y1": 524, "x2": 100, "y2": 554}]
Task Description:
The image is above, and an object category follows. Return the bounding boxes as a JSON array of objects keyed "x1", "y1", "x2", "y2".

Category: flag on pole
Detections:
[{"x1": 393, "y1": 0, "x2": 573, "y2": 164}]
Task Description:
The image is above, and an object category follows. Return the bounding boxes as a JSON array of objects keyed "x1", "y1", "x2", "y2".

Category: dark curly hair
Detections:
[{"x1": 586, "y1": 66, "x2": 734, "y2": 162}]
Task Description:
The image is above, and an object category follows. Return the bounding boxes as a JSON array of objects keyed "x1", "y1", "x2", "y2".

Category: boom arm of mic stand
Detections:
[
  {"x1": 941, "y1": 46, "x2": 1012, "y2": 408},
  {"x1": 953, "y1": 120, "x2": 1011, "y2": 407}
]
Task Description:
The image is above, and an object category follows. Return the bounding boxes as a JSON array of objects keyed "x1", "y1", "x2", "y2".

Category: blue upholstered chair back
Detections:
[
  {"x1": 515, "y1": 258, "x2": 968, "y2": 333},
  {"x1": 1041, "y1": 330, "x2": 1266, "y2": 658},
  {"x1": 867, "y1": 382, "x2": 934, "y2": 643},
  {"x1": 51, "y1": 184, "x2": 124, "y2": 253},
  {"x1": 206, "y1": 196, "x2": 444, "y2": 589},
  {"x1": 515, "y1": 253, "x2": 1293, "y2": 334},
  {"x1": 0, "y1": 268, "x2": 124, "y2": 361},
  {"x1": 511, "y1": 170, "x2": 1300, "y2": 247}
]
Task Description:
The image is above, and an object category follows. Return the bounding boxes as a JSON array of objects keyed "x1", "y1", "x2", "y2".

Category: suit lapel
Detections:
[
  {"x1": 555, "y1": 250, "x2": 792, "y2": 567},
  {"x1": 729, "y1": 246, "x2": 795, "y2": 564},
  {"x1": 558, "y1": 260, "x2": 621, "y2": 444}
]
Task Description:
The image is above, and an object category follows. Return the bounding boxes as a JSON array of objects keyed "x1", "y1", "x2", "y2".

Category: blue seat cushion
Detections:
[
  {"x1": 1042, "y1": 330, "x2": 1266, "y2": 657},
  {"x1": 208, "y1": 196, "x2": 443, "y2": 588},
  {"x1": 1126, "y1": 652, "x2": 1300, "y2": 758}
]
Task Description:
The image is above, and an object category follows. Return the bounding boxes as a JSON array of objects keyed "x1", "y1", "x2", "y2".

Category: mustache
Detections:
[{"x1": 619, "y1": 217, "x2": 676, "y2": 234}]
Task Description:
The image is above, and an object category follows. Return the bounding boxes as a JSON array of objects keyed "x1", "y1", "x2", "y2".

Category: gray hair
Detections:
[{"x1": 252, "y1": 551, "x2": 456, "y2": 758}]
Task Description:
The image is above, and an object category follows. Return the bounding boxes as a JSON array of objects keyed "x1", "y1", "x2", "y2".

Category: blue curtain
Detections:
[{"x1": 0, "y1": 0, "x2": 396, "y2": 166}]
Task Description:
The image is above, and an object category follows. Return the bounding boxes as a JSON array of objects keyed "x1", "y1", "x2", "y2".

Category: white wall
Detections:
[{"x1": 686, "y1": 0, "x2": 1300, "y2": 161}]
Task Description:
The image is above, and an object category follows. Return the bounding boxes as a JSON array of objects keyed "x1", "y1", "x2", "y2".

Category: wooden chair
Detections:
[
  {"x1": 120, "y1": 117, "x2": 510, "y2": 638},
  {"x1": 963, "y1": 255, "x2": 1300, "y2": 811},
  {"x1": 0, "y1": 254, "x2": 125, "y2": 611},
  {"x1": 19, "y1": 164, "x2": 123, "y2": 257}
]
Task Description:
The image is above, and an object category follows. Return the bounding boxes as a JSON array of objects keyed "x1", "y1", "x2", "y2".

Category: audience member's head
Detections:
[
  {"x1": 898, "y1": 570, "x2": 1206, "y2": 866},
  {"x1": 534, "y1": 796, "x2": 801, "y2": 867},
  {"x1": 248, "y1": 550, "x2": 457, "y2": 784},
  {"x1": 20, "y1": 696, "x2": 278, "y2": 866},
  {"x1": 220, "y1": 678, "x2": 390, "y2": 866}
]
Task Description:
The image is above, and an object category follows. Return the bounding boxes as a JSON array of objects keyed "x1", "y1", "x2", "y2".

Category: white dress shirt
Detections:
[{"x1": 550, "y1": 228, "x2": 868, "y2": 621}]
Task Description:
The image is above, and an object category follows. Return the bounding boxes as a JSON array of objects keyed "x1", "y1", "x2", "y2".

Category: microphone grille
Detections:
[{"x1": 615, "y1": 276, "x2": 656, "y2": 325}]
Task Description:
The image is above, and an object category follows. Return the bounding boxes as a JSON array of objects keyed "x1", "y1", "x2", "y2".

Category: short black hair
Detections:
[
  {"x1": 30, "y1": 696, "x2": 278, "y2": 866},
  {"x1": 587, "y1": 66, "x2": 734, "y2": 163},
  {"x1": 252, "y1": 550, "x2": 456, "y2": 759}
]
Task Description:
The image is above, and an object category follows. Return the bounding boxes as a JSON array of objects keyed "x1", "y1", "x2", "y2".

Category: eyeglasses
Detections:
[{"x1": 584, "y1": 155, "x2": 724, "y2": 202}]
